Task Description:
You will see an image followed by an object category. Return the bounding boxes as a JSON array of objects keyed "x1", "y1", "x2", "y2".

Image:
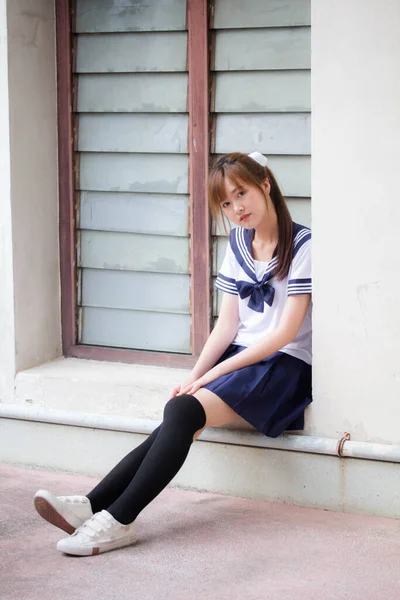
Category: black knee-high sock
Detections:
[
  {"x1": 87, "y1": 426, "x2": 161, "y2": 514},
  {"x1": 107, "y1": 394, "x2": 206, "y2": 525}
]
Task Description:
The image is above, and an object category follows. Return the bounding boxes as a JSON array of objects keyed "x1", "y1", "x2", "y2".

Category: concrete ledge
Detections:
[
  {"x1": 7, "y1": 358, "x2": 400, "y2": 518},
  {"x1": 13, "y1": 356, "x2": 255, "y2": 431},
  {"x1": 1, "y1": 415, "x2": 400, "y2": 518},
  {"x1": 2, "y1": 403, "x2": 400, "y2": 462},
  {"x1": 14, "y1": 356, "x2": 190, "y2": 420}
]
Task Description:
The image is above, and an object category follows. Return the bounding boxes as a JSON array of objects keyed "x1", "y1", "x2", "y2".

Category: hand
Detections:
[
  {"x1": 168, "y1": 374, "x2": 202, "y2": 399},
  {"x1": 168, "y1": 384, "x2": 182, "y2": 399},
  {"x1": 170, "y1": 365, "x2": 223, "y2": 398},
  {"x1": 179, "y1": 367, "x2": 220, "y2": 396},
  {"x1": 179, "y1": 377, "x2": 206, "y2": 396}
]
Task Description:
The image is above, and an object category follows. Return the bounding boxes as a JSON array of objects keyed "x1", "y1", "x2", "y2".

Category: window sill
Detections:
[{"x1": 14, "y1": 356, "x2": 192, "y2": 421}]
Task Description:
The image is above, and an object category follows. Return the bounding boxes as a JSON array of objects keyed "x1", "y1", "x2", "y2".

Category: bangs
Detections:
[{"x1": 208, "y1": 166, "x2": 227, "y2": 210}]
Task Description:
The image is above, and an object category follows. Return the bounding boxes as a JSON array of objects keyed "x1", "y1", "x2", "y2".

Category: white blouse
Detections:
[{"x1": 216, "y1": 223, "x2": 312, "y2": 365}]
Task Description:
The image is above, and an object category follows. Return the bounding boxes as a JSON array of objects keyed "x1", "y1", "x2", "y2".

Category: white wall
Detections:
[
  {"x1": 2, "y1": 0, "x2": 400, "y2": 448},
  {"x1": 0, "y1": 0, "x2": 16, "y2": 402},
  {"x1": 311, "y1": 0, "x2": 400, "y2": 443},
  {"x1": 7, "y1": 0, "x2": 61, "y2": 372}
]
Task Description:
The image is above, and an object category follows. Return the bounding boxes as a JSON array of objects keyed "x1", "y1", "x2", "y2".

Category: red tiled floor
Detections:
[{"x1": 1, "y1": 464, "x2": 399, "y2": 600}]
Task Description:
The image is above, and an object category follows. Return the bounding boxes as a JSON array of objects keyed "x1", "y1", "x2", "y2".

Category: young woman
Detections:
[{"x1": 34, "y1": 151, "x2": 312, "y2": 556}]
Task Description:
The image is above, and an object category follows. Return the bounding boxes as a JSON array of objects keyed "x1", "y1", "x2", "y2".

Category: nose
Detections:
[{"x1": 234, "y1": 202, "x2": 244, "y2": 215}]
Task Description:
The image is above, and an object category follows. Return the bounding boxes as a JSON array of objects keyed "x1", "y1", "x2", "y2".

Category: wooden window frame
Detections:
[{"x1": 56, "y1": 0, "x2": 210, "y2": 369}]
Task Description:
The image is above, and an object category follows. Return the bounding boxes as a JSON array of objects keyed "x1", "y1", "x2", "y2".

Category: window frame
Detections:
[{"x1": 56, "y1": 0, "x2": 211, "y2": 368}]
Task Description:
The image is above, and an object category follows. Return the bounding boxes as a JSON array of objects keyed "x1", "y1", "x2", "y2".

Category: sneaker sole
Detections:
[
  {"x1": 34, "y1": 496, "x2": 76, "y2": 535},
  {"x1": 57, "y1": 536, "x2": 137, "y2": 557}
]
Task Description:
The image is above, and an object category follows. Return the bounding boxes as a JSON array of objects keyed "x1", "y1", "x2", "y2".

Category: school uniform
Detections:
[{"x1": 204, "y1": 222, "x2": 312, "y2": 438}]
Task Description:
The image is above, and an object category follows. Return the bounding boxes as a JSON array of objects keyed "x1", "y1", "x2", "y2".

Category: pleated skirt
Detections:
[{"x1": 203, "y1": 344, "x2": 312, "y2": 438}]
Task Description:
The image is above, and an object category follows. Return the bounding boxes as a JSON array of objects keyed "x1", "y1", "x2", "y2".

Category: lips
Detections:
[{"x1": 240, "y1": 214, "x2": 250, "y2": 222}]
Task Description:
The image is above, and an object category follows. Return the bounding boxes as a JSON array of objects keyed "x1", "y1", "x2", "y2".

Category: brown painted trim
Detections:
[
  {"x1": 187, "y1": 0, "x2": 211, "y2": 356},
  {"x1": 209, "y1": 29, "x2": 216, "y2": 71},
  {"x1": 70, "y1": 0, "x2": 77, "y2": 33},
  {"x1": 71, "y1": 345, "x2": 196, "y2": 369},
  {"x1": 208, "y1": 0, "x2": 215, "y2": 29},
  {"x1": 209, "y1": 113, "x2": 217, "y2": 155},
  {"x1": 56, "y1": 0, "x2": 206, "y2": 369},
  {"x1": 209, "y1": 8, "x2": 216, "y2": 154},
  {"x1": 209, "y1": 70, "x2": 216, "y2": 109},
  {"x1": 72, "y1": 113, "x2": 79, "y2": 151},
  {"x1": 56, "y1": 0, "x2": 77, "y2": 354}
]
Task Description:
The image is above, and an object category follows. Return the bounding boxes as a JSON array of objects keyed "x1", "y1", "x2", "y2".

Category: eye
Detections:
[
  {"x1": 221, "y1": 201, "x2": 230, "y2": 209},
  {"x1": 237, "y1": 190, "x2": 245, "y2": 198}
]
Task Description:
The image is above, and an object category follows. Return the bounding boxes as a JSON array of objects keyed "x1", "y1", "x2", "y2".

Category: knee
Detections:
[{"x1": 163, "y1": 394, "x2": 206, "y2": 431}]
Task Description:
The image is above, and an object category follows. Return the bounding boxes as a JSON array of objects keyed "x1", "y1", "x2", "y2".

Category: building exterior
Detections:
[{"x1": 1, "y1": 0, "x2": 399, "y2": 516}]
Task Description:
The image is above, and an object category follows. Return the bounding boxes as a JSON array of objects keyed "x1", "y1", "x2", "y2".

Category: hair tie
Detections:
[{"x1": 248, "y1": 151, "x2": 268, "y2": 167}]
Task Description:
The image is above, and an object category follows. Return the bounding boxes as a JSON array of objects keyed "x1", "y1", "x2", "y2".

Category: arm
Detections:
[
  {"x1": 181, "y1": 293, "x2": 311, "y2": 394},
  {"x1": 169, "y1": 292, "x2": 239, "y2": 398},
  {"x1": 191, "y1": 291, "x2": 239, "y2": 378}
]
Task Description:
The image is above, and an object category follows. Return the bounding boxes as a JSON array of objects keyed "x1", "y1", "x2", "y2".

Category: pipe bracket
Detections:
[{"x1": 337, "y1": 432, "x2": 351, "y2": 457}]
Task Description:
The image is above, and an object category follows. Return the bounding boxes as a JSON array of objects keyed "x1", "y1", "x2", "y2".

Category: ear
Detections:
[{"x1": 263, "y1": 178, "x2": 271, "y2": 195}]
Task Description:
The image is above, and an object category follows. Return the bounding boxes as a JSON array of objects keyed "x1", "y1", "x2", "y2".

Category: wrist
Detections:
[
  {"x1": 190, "y1": 359, "x2": 210, "y2": 377},
  {"x1": 189, "y1": 367, "x2": 203, "y2": 380},
  {"x1": 209, "y1": 364, "x2": 222, "y2": 379}
]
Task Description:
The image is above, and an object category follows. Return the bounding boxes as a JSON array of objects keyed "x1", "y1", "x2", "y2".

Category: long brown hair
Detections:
[{"x1": 208, "y1": 153, "x2": 293, "y2": 280}]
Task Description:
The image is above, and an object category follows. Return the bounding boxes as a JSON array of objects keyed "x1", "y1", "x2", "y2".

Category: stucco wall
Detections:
[
  {"x1": 311, "y1": 0, "x2": 400, "y2": 443},
  {"x1": 1, "y1": 0, "x2": 400, "y2": 445},
  {"x1": 7, "y1": 0, "x2": 61, "y2": 372},
  {"x1": 0, "y1": 0, "x2": 15, "y2": 402}
]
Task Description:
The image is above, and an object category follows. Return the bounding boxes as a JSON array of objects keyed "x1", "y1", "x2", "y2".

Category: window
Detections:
[{"x1": 56, "y1": 0, "x2": 310, "y2": 367}]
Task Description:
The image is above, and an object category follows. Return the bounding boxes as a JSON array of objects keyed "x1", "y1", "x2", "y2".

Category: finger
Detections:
[
  {"x1": 186, "y1": 384, "x2": 198, "y2": 395},
  {"x1": 181, "y1": 384, "x2": 194, "y2": 395}
]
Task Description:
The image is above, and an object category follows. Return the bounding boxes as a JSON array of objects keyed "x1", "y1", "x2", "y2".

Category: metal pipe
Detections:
[{"x1": 1, "y1": 404, "x2": 399, "y2": 463}]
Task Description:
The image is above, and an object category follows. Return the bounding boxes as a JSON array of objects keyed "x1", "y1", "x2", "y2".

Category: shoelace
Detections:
[
  {"x1": 59, "y1": 495, "x2": 88, "y2": 504},
  {"x1": 78, "y1": 511, "x2": 114, "y2": 539}
]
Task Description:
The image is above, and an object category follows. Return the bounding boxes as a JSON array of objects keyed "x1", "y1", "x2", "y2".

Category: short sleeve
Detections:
[
  {"x1": 288, "y1": 237, "x2": 312, "y2": 296},
  {"x1": 215, "y1": 241, "x2": 238, "y2": 296}
]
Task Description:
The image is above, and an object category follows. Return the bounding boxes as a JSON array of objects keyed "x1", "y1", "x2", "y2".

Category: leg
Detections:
[
  {"x1": 87, "y1": 389, "x2": 237, "y2": 513},
  {"x1": 34, "y1": 426, "x2": 162, "y2": 533},
  {"x1": 193, "y1": 387, "x2": 241, "y2": 435},
  {"x1": 107, "y1": 390, "x2": 239, "y2": 525},
  {"x1": 87, "y1": 426, "x2": 161, "y2": 513},
  {"x1": 56, "y1": 391, "x2": 239, "y2": 556}
]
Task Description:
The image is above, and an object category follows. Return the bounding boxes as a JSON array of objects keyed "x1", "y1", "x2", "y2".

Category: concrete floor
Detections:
[{"x1": 1, "y1": 464, "x2": 400, "y2": 600}]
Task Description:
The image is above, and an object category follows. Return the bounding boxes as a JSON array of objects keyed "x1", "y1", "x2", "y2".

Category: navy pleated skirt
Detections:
[{"x1": 203, "y1": 345, "x2": 312, "y2": 438}]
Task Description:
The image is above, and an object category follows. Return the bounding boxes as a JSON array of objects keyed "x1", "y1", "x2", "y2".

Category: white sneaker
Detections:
[
  {"x1": 56, "y1": 510, "x2": 137, "y2": 556},
  {"x1": 34, "y1": 489, "x2": 93, "y2": 534}
]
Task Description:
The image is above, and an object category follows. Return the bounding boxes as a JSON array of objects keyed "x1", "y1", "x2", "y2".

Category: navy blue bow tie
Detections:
[{"x1": 236, "y1": 280, "x2": 275, "y2": 313}]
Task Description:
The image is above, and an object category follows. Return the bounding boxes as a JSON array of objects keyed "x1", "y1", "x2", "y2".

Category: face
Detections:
[{"x1": 220, "y1": 177, "x2": 271, "y2": 229}]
